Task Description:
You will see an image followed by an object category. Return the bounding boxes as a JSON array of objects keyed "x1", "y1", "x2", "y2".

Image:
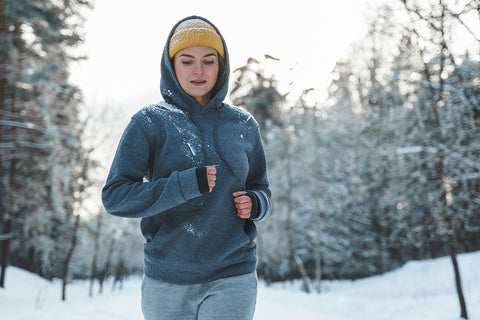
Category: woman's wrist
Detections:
[
  {"x1": 246, "y1": 191, "x2": 259, "y2": 219},
  {"x1": 196, "y1": 167, "x2": 210, "y2": 194}
]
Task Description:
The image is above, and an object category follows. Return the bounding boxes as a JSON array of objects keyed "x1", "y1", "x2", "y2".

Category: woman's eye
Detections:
[
  {"x1": 182, "y1": 60, "x2": 193, "y2": 66},
  {"x1": 204, "y1": 60, "x2": 215, "y2": 65}
]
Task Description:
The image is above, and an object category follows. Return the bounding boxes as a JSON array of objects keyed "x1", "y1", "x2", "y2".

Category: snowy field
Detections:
[{"x1": 1, "y1": 251, "x2": 479, "y2": 320}]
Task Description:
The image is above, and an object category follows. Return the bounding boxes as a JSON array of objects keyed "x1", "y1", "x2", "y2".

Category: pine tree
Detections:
[{"x1": 0, "y1": 0, "x2": 93, "y2": 291}]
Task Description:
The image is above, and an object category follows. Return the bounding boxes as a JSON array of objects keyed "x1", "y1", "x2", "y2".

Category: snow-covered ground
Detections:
[{"x1": 1, "y1": 251, "x2": 479, "y2": 320}]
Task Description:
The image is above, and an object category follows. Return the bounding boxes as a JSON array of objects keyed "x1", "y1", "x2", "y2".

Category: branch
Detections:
[
  {"x1": 385, "y1": 145, "x2": 437, "y2": 156},
  {"x1": 0, "y1": 120, "x2": 48, "y2": 134},
  {"x1": 446, "y1": 7, "x2": 480, "y2": 43},
  {"x1": 0, "y1": 154, "x2": 29, "y2": 161},
  {"x1": 400, "y1": 0, "x2": 442, "y2": 32},
  {"x1": 0, "y1": 141, "x2": 51, "y2": 150},
  {"x1": 385, "y1": 145, "x2": 480, "y2": 171},
  {"x1": 0, "y1": 233, "x2": 16, "y2": 241}
]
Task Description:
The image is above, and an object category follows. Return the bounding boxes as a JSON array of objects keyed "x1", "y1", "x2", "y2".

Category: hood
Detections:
[{"x1": 160, "y1": 16, "x2": 230, "y2": 113}]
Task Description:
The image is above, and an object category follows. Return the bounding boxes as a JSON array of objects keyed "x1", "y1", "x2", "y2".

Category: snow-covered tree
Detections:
[
  {"x1": 249, "y1": 0, "x2": 480, "y2": 293},
  {"x1": 0, "y1": 0, "x2": 93, "y2": 294}
]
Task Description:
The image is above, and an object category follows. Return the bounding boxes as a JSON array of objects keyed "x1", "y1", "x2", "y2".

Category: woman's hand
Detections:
[
  {"x1": 205, "y1": 165, "x2": 217, "y2": 192},
  {"x1": 232, "y1": 191, "x2": 252, "y2": 219}
]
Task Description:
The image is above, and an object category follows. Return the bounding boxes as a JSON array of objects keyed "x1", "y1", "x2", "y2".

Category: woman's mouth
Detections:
[{"x1": 191, "y1": 80, "x2": 207, "y2": 86}]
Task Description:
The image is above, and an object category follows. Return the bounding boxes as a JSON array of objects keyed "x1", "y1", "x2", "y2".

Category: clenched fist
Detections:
[{"x1": 232, "y1": 191, "x2": 252, "y2": 219}]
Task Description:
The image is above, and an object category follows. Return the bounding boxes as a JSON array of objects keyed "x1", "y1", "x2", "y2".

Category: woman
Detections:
[{"x1": 102, "y1": 16, "x2": 272, "y2": 320}]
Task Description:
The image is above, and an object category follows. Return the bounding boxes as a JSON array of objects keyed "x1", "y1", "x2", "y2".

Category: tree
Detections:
[
  {"x1": 396, "y1": 1, "x2": 480, "y2": 317},
  {"x1": 0, "y1": 0, "x2": 93, "y2": 290},
  {"x1": 225, "y1": 1, "x2": 480, "y2": 293},
  {"x1": 230, "y1": 57, "x2": 285, "y2": 134}
]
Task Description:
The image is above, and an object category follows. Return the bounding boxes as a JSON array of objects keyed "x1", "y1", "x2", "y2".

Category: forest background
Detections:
[{"x1": 0, "y1": 0, "x2": 479, "y2": 318}]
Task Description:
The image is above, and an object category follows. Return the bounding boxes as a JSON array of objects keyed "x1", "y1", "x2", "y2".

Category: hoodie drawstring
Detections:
[
  {"x1": 187, "y1": 107, "x2": 244, "y2": 190},
  {"x1": 213, "y1": 109, "x2": 245, "y2": 190}
]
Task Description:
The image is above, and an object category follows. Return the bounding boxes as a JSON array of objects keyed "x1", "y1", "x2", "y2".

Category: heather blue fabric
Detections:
[
  {"x1": 141, "y1": 272, "x2": 257, "y2": 320},
  {"x1": 102, "y1": 16, "x2": 271, "y2": 285}
]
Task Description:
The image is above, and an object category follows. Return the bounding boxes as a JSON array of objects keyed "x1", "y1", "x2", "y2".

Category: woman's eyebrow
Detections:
[{"x1": 178, "y1": 53, "x2": 217, "y2": 58}]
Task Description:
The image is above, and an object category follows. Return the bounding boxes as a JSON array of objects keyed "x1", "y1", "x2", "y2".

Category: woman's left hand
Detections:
[{"x1": 232, "y1": 191, "x2": 252, "y2": 219}]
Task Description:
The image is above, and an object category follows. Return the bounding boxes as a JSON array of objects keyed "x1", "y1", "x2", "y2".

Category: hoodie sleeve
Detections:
[
  {"x1": 102, "y1": 114, "x2": 202, "y2": 218},
  {"x1": 245, "y1": 121, "x2": 272, "y2": 222}
]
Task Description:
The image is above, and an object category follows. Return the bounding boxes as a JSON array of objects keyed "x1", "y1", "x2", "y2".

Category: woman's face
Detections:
[{"x1": 173, "y1": 45, "x2": 219, "y2": 107}]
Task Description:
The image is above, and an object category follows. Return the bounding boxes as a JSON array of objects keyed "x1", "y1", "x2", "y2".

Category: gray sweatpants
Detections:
[{"x1": 141, "y1": 272, "x2": 257, "y2": 320}]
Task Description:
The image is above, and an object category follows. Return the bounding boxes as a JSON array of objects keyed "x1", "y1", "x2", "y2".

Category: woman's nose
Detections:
[{"x1": 193, "y1": 62, "x2": 203, "y2": 75}]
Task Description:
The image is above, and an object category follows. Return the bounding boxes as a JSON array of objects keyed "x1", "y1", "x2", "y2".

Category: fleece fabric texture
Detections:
[
  {"x1": 141, "y1": 273, "x2": 257, "y2": 320},
  {"x1": 102, "y1": 15, "x2": 272, "y2": 285}
]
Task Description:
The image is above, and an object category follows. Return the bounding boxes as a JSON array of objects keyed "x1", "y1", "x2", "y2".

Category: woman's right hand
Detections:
[{"x1": 205, "y1": 165, "x2": 217, "y2": 192}]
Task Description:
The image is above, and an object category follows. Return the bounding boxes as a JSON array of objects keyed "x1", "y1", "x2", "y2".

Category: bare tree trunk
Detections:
[
  {"x1": 0, "y1": 82, "x2": 18, "y2": 290},
  {"x1": 314, "y1": 198, "x2": 322, "y2": 293},
  {"x1": 399, "y1": 1, "x2": 469, "y2": 317},
  {"x1": 447, "y1": 232, "x2": 468, "y2": 319},
  {"x1": 0, "y1": 218, "x2": 10, "y2": 288},
  {"x1": 62, "y1": 214, "x2": 80, "y2": 301},
  {"x1": 98, "y1": 238, "x2": 115, "y2": 295},
  {"x1": 436, "y1": 4, "x2": 468, "y2": 316},
  {"x1": 285, "y1": 205, "x2": 311, "y2": 293},
  {"x1": 89, "y1": 215, "x2": 102, "y2": 297},
  {"x1": 436, "y1": 152, "x2": 468, "y2": 319},
  {"x1": 289, "y1": 246, "x2": 311, "y2": 293},
  {"x1": 0, "y1": 0, "x2": 9, "y2": 288},
  {"x1": 284, "y1": 140, "x2": 311, "y2": 293},
  {"x1": 1, "y1": 156, "x2": 17, "y2": 288},
  {"x1": 112, "y1": 261, "x2": 126, "y2": 291}
]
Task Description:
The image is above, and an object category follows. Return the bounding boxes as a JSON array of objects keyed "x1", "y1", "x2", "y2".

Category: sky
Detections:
[{"x1": 71, "y1": 0, "x2": 384, "y2": 111}]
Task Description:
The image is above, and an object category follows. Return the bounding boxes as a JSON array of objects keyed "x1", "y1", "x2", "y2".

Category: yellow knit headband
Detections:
[{"x1": 169, "y1": 18, "x2": 225, "y2": 59}]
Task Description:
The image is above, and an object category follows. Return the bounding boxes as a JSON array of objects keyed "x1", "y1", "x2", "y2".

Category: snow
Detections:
[
  {"x1": 1, "y1": 251, "x2": 479, "y2": 320},
  {"x1": 187, "y1": 141, "x2": 197, "y2": 156},
  {"x1": 157, "y1": 102, "x2": 185, "y2": 114}
]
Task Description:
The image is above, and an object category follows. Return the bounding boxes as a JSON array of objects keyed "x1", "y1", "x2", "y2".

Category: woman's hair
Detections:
[{"x1": 210, "y1": 53, "x2": 227, "y2": 99}]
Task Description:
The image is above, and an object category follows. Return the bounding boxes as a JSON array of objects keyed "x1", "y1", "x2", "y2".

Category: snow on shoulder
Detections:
[{"x1": 224, "y1": 104, "x2": 255, "y2": 126}]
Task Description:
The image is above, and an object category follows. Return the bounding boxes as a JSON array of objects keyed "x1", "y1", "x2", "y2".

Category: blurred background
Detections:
[{"x1": 0, "y1": 0, "x2": 479, "y2": 318}]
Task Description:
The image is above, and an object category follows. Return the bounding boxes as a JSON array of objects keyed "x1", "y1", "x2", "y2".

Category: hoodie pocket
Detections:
[{"x1": 145, "y1": 211, "x2": 254, "y2": 270}]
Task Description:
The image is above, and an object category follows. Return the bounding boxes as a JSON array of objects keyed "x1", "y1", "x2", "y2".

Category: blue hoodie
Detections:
[{"x1": 102, "y1": 16, "x2": 272, "y2": 284}]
